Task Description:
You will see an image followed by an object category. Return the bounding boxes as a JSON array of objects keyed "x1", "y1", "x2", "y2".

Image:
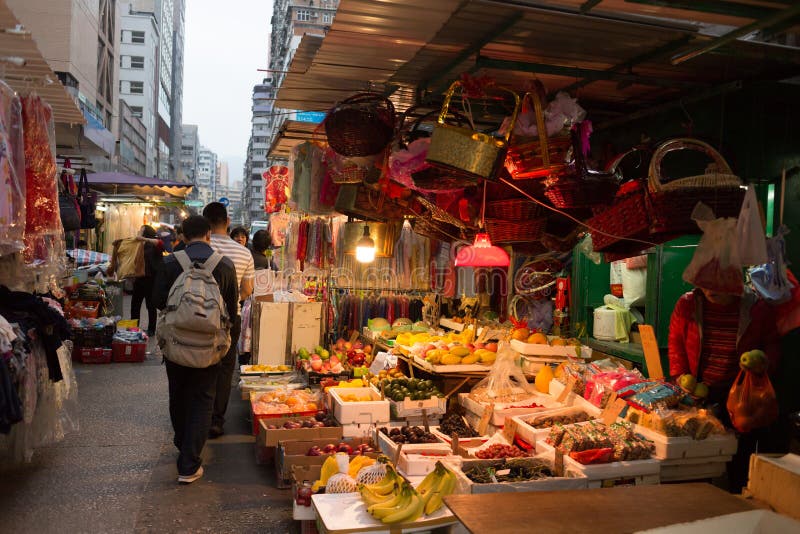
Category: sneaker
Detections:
[
  {"x1": 178, "y1": 466, "x2": 203, "y2": 484},
  {"x1": 208, "y1": 425, "x2": 224, "y2": 439}
]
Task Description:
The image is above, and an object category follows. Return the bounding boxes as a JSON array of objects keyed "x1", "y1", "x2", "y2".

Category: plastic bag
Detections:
[
  {"x1": 610, "y1": 261, "x2": 624, "y2": 298},
  {"x1": 736, "y1": 186, "x2": 768, "y2": 266},
  {"x1": 0, "y1": 80, "x2": 26, "y2": 256},
  {"x1": 469, "y1": 342, "x2": 534, "y2": 404},
  {"x1": 750, "y1": 225, "x2": 793, "y2": 305},
  {"x1": 726, "y1": 368, "x2": 779, "y2": 433},
  {"x1": 682, "y1": 202, "x2": 743, "y2": 295},
  {"x1": 622, "y1": 263, "x2": 647, "y2": 307},
  {"x1": 585, "y1": 369, "x2": 645, "y2": 408}
]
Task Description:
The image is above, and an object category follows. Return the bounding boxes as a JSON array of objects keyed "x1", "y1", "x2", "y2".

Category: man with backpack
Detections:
[{"x1": 152, "y1": 215, "x2": 239, "y2": 484}]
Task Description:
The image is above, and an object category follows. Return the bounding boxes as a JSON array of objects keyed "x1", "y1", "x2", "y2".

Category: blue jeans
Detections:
[{"x1": 166, "y1": 359, "x2": 219, "y2": 476}]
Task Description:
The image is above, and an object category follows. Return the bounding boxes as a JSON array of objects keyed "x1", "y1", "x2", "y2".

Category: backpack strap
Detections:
[
  {"x1": 174, "y1": 250, "x2": 192, "y2": 272},
  {"x1": 203, "y1": 251, "x2": 223, "y2": 274}
]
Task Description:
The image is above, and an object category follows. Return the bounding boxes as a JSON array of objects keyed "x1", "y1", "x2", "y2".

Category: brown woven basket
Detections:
[
  {"x1": 485, "y1": 198, "x2": 542, "y2": 221},
  {"x1": 543, "y1": 173, "x2": 618, "y2": 209},
  {"x1": 325, "y1": 93, "x2": 396, "y2": 157},
  {"x1": 485, "y1": 217, "x2": 547, "y2": 243}
]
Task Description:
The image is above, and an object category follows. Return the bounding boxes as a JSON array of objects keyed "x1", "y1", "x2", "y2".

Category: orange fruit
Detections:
[
  {"x1": 550, "y1": 338, "x2": 567, "y2": 347},
  {"x1": 511, "y1": 328, "x2": 530, "y2": 341},
  {"x1": 527, "y1": 332, "x2": 549, "y2": 345}
]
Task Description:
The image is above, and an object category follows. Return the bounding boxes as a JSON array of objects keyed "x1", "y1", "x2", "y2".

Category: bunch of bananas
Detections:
[
  {"x1": 415, "y1": 461, "x2": 457, "y2": 515},
  {"x1": 357, "y1": 461, "x2": 457, "y2": 525}
]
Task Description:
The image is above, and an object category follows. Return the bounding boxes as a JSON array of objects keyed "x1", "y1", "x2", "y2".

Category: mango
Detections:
[
  {"x1": 450, "y1": 346, "x2": 471, "y2": 357},
  {"x1": 441, "y1": 354, "x2": 463, "y2": 365},
  {"x1": 461, "y1": 354, "x2": 480, "y2": 365},
  {"x1": 479, "y1": 352, "x2": 496, "y2": 364}
]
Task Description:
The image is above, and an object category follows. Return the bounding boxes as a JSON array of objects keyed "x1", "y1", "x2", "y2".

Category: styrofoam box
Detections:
[
  {"x1": 459, "y1": 392, "x2": 559, "y2": 426},
  {"x1": 377, "y1": 428, "x2": 447, "y2": 459},
  {"x1": 439, "y1": 318, "x2": 465, "y2": 332},
  {"x1": 512, "y1": 405, "x2": 601, "y2": 447},
  {"x1": 634, "y1": 424, "x2": 738, "y2": 460},
  {"x1": 452, "y1": 458, "x2": 588, "y2": 494},
  {"x1": 658, "y1": 455, "x2": 731, "y2": 482},
  {"x1": 329, "y1": 387, "x2": 390, "y2": 425},
  {"x1": 340, "y1": 422, "x2": 377, "y2": 439},
  {"x1": 636, "y1": 510, "x2": 800, "y2": 534},
  {"x1": 511, "y1": 338, "x2": 592, "y2": 358},
  {"x1": 292, "y1": 500, "x2": 316, "y2": 521},
  {"x1": 537, "y1": 440, "x2": 661, "y2": 485},
  {"x1": 398, "y1": 444, "x2": 462, "y2": 476}
]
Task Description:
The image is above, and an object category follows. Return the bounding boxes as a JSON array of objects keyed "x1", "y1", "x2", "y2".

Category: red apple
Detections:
[
  {"x1": 336, "y1": 338, "x2": 346, "y2": 351},
  {"x1": 337, "y1": 442, "x2": 353, "y2": 455},
  {"x1": 363, "y1": 344, "x2": 373, "y2": 354},
  {"x1": 322, "y1": 444, "x2": 337, "y2": 454},
  {"x1": 311, "y1": 353, "x2": 321, "y2": 360},
  {"x1": 310, "y1": 359, "x2": 323, "y2": 372},
  {"x1": 329, "y1": 355, "x2": 341, "y2": 366},
  {"x1": 352, "y1": 340, "x2": 364, "y2": 350},
  {"x1": 307, "y1": 446, "x2": 322, "y2": 456},
  {"x1": 266, "y1": 424, "x2": 278, "y2": 430},
  {"x1": 485, "y1": 342, "x2": 498, "y2": 352}
]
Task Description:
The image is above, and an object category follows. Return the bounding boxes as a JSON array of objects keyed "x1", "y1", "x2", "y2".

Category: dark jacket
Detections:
[{"x1": 153, "y1": 241, "x2": 239, "y2": 321}]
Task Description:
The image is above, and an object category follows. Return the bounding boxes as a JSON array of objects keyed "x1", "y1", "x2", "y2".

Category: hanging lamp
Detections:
[
  {"x1": 454, "y1": 181, "x2": 510, "y2": 267},
  {"x1": 355, "y1": 224, "x2": 376, "y2": 263}
]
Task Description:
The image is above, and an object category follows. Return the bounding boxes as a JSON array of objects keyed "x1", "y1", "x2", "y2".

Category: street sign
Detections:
[
  {"x1": 295, "y1": 111, "x2": 326, "y2": 123},
  {"x1": 219, "y1": 197, "x2": 230, "y2": 207},
  {"x1": 184, "y1": 200, "x2": 204, "y2": 207}
]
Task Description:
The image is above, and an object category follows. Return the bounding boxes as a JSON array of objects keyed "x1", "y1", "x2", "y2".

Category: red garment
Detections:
[
  {"x1": 700, "y1": 300, "x2": 740, "y2": 387},
  {"x1": 668, "y1": 290, "x2": 780, "y2": 388}
]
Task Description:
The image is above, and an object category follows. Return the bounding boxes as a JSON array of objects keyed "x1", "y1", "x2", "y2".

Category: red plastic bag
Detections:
[{"x1": 726, "y1": 369, "x2": 779, "y2": 434}]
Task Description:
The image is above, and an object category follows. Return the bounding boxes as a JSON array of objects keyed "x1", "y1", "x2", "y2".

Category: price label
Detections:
[
  {"x1": 502, "y1": 417, "x2": 518, "y2": 444},
  {"x1": 495, "y1": 469, "x2": 511, "y2": 477},
  {"x1": 554, "y1": 449, "x2": 565, "y2": 477},
  {"x1": 421, "y1": 409, "x2": 430, "y2": 433},
  {"x1": 639, "y1": 325, "x2": 664, "y2": 380},
  {"x1": 476, "y1": 403, "x2": 493, "y2": 436},
  {"x1": 557, "y1": 376, "x2": 577, "y2": 403},
  {"x1": 601, "y1": 398, "x2": 628, "y2": 426},
  {"x1": 393, "y1": 441, "x2": 403, "y2": 467}
]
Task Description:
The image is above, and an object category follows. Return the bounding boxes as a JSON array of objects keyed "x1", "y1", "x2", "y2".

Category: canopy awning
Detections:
[
  {"x1": 275, "y1": 0, "x2": 800, "y2": 123},
  {"x1": 87, "y1": 172, "x2": 193, "y2": 198},
  {"x1": 0, "y1": 1, "x2": 85, "y2": 125}
]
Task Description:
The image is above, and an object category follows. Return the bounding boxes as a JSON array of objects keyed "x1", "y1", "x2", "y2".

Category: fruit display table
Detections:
[{"x1": 443, "y1": 483, "x2": 755, "y2": 534}]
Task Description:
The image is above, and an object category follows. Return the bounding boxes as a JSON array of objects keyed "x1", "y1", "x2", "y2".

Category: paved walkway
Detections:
[{"x1": 0, "y1": 305, "x2": 296, "y2": 533}]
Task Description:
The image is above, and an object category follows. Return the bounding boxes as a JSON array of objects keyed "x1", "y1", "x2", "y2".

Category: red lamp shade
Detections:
[{"x1": 454, "y1": 232, "x2": 510, "y2": 267}]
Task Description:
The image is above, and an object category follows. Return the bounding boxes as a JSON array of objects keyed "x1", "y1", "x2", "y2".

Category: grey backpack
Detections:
[{"x1": 156, "y1": 251, "x2": 231, "y2": 368}]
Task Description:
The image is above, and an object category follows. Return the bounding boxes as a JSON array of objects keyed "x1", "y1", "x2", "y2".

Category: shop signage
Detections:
[
  {"x1": 295, "y1": 111, "x2": 326, "y2": 123},
  {"x1": 184, "y1": 200, "x2": 204, "y2": 207}
]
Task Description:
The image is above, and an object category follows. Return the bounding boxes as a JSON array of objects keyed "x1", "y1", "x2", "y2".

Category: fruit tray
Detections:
[
  {"x1": 536, "y1": 440, "x2": 661, "y2": 483},
  {"x1": 512, "y1": 405, "x2": 601, "y2": 447},
  {"x1": 459, "y1": 392, "x2": 558, "y2": 427},
  {"x1": 377, "y1": 427, "x2": 447, "y2": 459},
  {"x1": 311, "y1": 492, "x2": 457, "y2": 534},
  {"x1": 240, "y1": 364, "x2": 294, "y2": 375},
  {"x1": 397, "y1": 444, "x2": 461, "y2": 476},
  {"x1": 411, "y1": 355, "x2": 490, "y2": 374},
  {"x1": 510, "y1": 338, "x2": 592, "y2": 358},
  {"x1": 452, "y1": 457, "x2": 588, "y2": 494},
  {"x1": 329, "y1": 387, "x2": 391, "y2": 425}
]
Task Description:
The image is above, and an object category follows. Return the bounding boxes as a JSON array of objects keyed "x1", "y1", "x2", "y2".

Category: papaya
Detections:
[
  {"x1": 450, "y1": 346, "x2": 471, "y2": 357},
  {"x1": 461, "y1": 354, "x2": 480, "y2": 365},
  {"x1": 441, "y1": 354, "x2": 463, "y2": 365},
  {"x1": 479, "y1": 352, "x2": 496, "y2": 364}
]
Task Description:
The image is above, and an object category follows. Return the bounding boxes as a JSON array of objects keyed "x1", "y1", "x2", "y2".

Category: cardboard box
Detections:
[
  {"x1": 276, "y1": 437, "x2": 376, "y2": 483},
  {"x1": 257, "y1": 417, "x2": 342, "y2": 448},
  {"x1": 745, "y1": 453, "x2": 800, "y2": 521},
  {"x1": 251, "y1": 301, "x2": 290, "y2": 366},
  {"x1": 329, "y1": 387, "x2": 390, "y2": 425}
]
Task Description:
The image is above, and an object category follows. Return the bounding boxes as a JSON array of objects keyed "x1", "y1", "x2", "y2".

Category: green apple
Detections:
[
  {"x1": 297, "y1": 347, "x2": 310, "y2": 360},
  {"x1": 677, "y1": 373, "x2": 697, "y2": 393},
  {"x1": 314, "y1": 345, "x2": 325, "y2": 356},
  {"x1": 740, "y1": 350, "x2": 767, "y2": 373},
  {"x1": 319, "y1": 349, "x2": 330, "y2": 360},
  {"x1": 693, "y1": 382, "x2": 709, "y2": 399}
]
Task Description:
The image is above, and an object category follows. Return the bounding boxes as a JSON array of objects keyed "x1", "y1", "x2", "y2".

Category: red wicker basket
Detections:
[
  {"x1": 543, "y1": 173, "x2": 619, "y2": 209},
  {"x1": 485, "y1": 198, "x2": 542, "y2": 221},
  {"x1": 485, "y1": 217, "x2": 547, "y2": 243},
  {"x1": 325, "y1": 93, "x2": 396, "y2": 157}
]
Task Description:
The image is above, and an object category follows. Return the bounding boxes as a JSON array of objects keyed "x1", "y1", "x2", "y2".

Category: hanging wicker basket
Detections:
[{"x1": 324, "y1": 93, "x2": 396, "y2": 157}]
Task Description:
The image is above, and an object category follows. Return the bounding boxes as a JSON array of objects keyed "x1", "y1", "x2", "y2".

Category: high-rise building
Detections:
[
  {"x1": 242, "y1": 1, "x2": 339, "y2": 225},
  {"x1": 119, "y1": 2, "x2": 160, "y2": 176},
  {"x1": 217, "y1": 161, "x2": 229, "y2": 192},
  {"x1": 196, "y1": 146, "x2": 218, "y2": 207},
  {"x1": 156, "y1": 0, "x2": 175, "y2": 180},
  {"x1": 226, "y1": 180, "x2": 244, "y2": 226},
  {"x1": 7, "y1": 0, "x2": 119, "y2": 169},
  {"x1": 118, "y1": 100, "x2": 148, "y2": 176},
  {"x1": 180, "y1": 124, "x2": 200, "y2": 188},
  {"x1": 170, "y1": 0, "x2": 186, "y2": 182}
]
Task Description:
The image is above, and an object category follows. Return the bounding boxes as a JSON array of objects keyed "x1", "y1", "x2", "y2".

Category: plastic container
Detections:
[
  {"x1": 76, "y1": 347, "x2": 112, "y2": 364},
  {"x1": 112, "y1": 341, "x2": 146, "y2": 363}
]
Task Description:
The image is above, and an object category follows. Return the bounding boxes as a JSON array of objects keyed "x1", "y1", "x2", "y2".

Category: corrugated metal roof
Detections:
[
  {"x1": 268, "y1": 120, "x2": 323, "y2": 159},
  {"x1": 0, "y1": 1, "x2": 85, "y2": 125},
  {"x1": 276, "y1": 0, "x2": 800, "y2": 121}
]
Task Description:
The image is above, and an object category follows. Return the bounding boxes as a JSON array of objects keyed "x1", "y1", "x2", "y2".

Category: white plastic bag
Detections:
[
  {"x1": 736, "y1": 186, "x2": 768, "y2": 266},
  {"x1": 683, "y1": 203, "x2": 743, "y2": 295},
  {"x1": 750, "y1": 225, "x2": 793, "y2": 304},
  {"x1": 622, "y1": 263, "x2": 647, "y2": 307}
]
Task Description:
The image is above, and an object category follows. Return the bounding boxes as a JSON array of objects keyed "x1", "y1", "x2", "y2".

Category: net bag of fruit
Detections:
[
  {"x1": 469, "y1": 342, "x2": 535, "y2": 404},
  {"x1": 682, "y1": 202, "x2": 743, "y2": 295},
  {"x1": 726, "y1": 368, "x2": 778, "y2": 434}
]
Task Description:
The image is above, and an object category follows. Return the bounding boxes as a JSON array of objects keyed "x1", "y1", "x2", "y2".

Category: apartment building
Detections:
[
  {"x1": 196, "y1": 145, "x2": 218, "y2": 207},
  {"x1": 180, "y1": 124, "x2": 200, "y2": 188}
]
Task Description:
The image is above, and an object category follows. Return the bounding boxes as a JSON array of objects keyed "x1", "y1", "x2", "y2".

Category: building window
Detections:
[
  {"x1": 130, "y1": 105, "x2": 143, "y2": 118},
  {"x1": 129, "y1": 81, "x2": 144, "y2": 94},
  {"x1": 131, "y1": 31, "x2": 145, "y2": 44},
  {"x1": 323, "y1": 13, "x2": 331, "y2": 23},
  {"x1": 130, "y1": 56, "x2": 145, "y2": 69},
  {"x1": 297, "y1": 9, "x2": 310, "y2": 21}
]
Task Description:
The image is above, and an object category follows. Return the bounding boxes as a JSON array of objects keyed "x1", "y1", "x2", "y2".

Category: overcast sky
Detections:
[{"x1": 182, "y1": 0, "x2": 274, "y2": 185}]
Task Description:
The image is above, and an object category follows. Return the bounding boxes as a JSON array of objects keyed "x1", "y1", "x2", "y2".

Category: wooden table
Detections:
[{"x1": 444, "y1": 483, "x2": 755, "y2": 534}]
